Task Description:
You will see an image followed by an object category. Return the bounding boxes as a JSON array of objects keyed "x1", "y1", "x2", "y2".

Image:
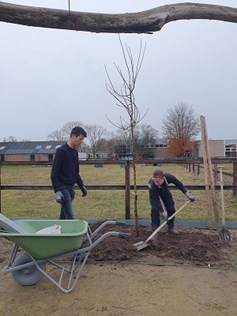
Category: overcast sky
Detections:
[{"x1": 1, "y1": 0, "x2": 237, "y2": 141}]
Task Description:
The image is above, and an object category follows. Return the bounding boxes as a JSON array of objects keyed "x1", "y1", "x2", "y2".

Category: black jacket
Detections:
[
  {"x1": 148, "y1": 172, "x2": 187, "y2": 193},
  {"x1": 51, "y1": 143, "x2": 84, "y2": 193},
  {"x1": 148, "y1": 172, "x2": 187, "y2": 205}
]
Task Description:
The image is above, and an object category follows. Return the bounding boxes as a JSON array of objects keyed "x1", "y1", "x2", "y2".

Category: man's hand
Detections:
[
  {"x1": 161, "y1": 210, "x2": 168, "y2": 220},
  {"x1": 55, "y1": 191, "x2": 64, "y2": 204},
  {"x1": 185, "y1": 192, "x2": 195, "y2": 202},
  {"x1": 81, "y1": 186, "x2": 87, "y2": 197}
]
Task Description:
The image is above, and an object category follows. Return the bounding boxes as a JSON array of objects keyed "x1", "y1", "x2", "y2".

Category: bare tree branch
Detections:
[{"x1": 0, "y1": 2, "x2": 237, "y2": 34}]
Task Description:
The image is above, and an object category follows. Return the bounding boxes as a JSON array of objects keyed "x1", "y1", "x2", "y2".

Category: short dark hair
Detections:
[
  {"x1": 153, "y1": 170, "x2": 164, "y2": 178},
  {"x1": 70, "y1": 126, "x2": 87, "y2": 138}
]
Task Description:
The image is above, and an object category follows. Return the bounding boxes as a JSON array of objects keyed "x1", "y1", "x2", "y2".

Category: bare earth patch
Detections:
[
  {"x1": 89, "y1": 224, "x2": 237, "y2": 269},
  {"x1": 0, "y1": 224, "x2": 237, "y2": 316}
]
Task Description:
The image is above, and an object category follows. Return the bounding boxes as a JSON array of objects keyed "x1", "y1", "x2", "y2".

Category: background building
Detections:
[{"x1": 1, "y1": 139, "x2": 237, "y2": 162}]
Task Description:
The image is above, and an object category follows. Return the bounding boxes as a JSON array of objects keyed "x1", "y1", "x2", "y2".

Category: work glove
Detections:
[
  {"x1": 55, "y1": 191, "x2": 64, "y2": 204},
  {"x1": 161, "y1": 210, "x2": 168, "y2": 221},
  {"x1": 81, "y1": 186, "x2": 87, "y2": 197},
  {"x1": 185, "y1": 192, "x2": 195, "y2": 202}
]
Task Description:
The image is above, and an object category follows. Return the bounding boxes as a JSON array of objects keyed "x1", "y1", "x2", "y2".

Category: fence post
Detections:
[
  {"x1": 233, "y1": 162, "x2": 237, "y2": 196},
  {"x1": 214, "y1": 163, "x2": 218, "y2": 185},
  {"x1": 125, "y1": 160, "x2": 131, "y2": 219}
]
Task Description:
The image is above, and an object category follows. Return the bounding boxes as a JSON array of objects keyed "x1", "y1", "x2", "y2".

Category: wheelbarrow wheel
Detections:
[{"x1": 12, "y1": 253, "x2": 46, "y2": 286}]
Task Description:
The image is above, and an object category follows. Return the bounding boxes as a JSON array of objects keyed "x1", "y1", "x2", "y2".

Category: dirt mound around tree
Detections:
[{"x1": 89, "y1": 223, "x2": 237, "y2": 268}]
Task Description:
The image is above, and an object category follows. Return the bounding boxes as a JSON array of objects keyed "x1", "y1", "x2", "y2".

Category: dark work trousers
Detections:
[
  {"x1": 150, "y1": 189, "x2": 176, "y2": 230},
  {"x1": 60, "y1": 186, "x2": 75, "y2": 219}
]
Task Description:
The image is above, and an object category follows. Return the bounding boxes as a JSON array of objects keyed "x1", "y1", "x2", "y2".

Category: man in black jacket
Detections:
[
  {"x1": 148, "y1": 169, "x2": 195, "y2": 234},
  {"x1": 51, "y1": 126, "x2": 87, "y2": 219}
]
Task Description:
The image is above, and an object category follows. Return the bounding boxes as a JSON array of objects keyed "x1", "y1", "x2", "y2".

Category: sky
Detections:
[{"x1": 1, "y1": 0, "x2": 237, "y2": 141}]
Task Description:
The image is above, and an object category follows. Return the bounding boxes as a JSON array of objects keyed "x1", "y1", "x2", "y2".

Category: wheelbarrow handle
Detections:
[
  {"x1": 118, "y1": 232, "x2": 130, "y2": 239},
  {"x1": 115, "y1": 221, "x2": 126, "y2": 226}
]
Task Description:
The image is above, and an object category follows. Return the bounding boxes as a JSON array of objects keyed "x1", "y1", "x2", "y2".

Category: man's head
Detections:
[
  {"x1": 70, "y1": 126, "x2": 87, "y2": 138},
  {"x1": 153, "y1": 169, "x2": 165, "y2": 186},
  {"x1": 68, "y1": 126, "x2": 87, "y2": 148}
]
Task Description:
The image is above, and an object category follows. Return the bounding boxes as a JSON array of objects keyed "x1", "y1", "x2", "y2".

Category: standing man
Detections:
[
  {"x1": 148, "y1": 169, "x2": 195, "y2": 234},
  {"x1": 51, "y1": 126, "x2": 87, "y2": 219}
]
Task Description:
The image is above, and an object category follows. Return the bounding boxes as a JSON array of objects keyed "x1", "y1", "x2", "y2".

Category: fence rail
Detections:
[
  {"x1": 1, "y1": 185, "x2": 237, "y2": 191},
  {"x1": 1, "y1": 157, "x2": 237, "y2": 166}
]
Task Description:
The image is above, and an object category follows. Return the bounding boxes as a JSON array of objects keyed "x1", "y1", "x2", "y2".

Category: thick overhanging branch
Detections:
[{"x1": 0, "y1": 2, "x2": 237, "y2": 33}]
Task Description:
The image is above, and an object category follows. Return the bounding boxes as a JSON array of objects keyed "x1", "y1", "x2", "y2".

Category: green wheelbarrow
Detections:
[{"x1": 0, "y1": 214, "x2": 129, "y2": 293}]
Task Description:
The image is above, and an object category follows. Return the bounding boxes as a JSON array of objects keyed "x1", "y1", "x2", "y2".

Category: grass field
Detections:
[{"x1": 1, "y1": 163, "x2": 237, "y2": 222}]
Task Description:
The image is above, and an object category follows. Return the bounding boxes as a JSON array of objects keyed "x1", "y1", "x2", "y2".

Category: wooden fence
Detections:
[{"x1": 1, "y1": 158, "x2": 237, "y2": 219}]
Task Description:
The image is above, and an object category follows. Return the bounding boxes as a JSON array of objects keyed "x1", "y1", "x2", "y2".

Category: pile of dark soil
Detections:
[{"x1": 89, "y1": 223, "x2": 237, "y2": 268}]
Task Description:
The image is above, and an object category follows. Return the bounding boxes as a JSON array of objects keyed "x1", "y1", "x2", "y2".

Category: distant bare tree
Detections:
[
  {"x1": 3, "y1": 136, "x2": 17, "y2": 142},
  {"x1": 105, "y1": 36, "x2": 146, "y2": 234},
  {"x1": 161, "y1": 103, "x2": 199, "y2": 156},
  {"x1": 109, "y1": 124, "x2": 158, "y2": 157},
  {"x1": 137, "y1": 124, "x2": 159, "y2": 147},
  {"x1": 48, "y1": 122, "x2": 107, "y2": 156},
  {"x1": 85, "y1": 124, "x2": 107, "y2": 158},
  {"x1": 47, "y1": 130, "x2": 65, "y2": 141},
  {"x1": 48, "y1": 121, "x2": 85, "y2": 141},
  {"x1": 61, "y1": 121, "x2": 85, "y2": 138},
  {"x1": 115, "y1": 129, "x2": 131, "y2": 143}
]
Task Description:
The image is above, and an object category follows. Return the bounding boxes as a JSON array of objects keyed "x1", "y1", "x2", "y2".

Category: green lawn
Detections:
[{"x1": 1, "y1": 163, "x2": 237, "y2": 222}]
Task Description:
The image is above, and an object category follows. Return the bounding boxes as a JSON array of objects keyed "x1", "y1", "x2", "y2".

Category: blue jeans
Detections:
[{"x1": 59, "y1": 186, "x2": 75, "y2": 219}]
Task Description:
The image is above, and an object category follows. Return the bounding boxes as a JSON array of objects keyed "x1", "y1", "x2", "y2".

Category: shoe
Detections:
[{"x1": 168, "y1": 228, "x2": 180, "y2": 235}]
